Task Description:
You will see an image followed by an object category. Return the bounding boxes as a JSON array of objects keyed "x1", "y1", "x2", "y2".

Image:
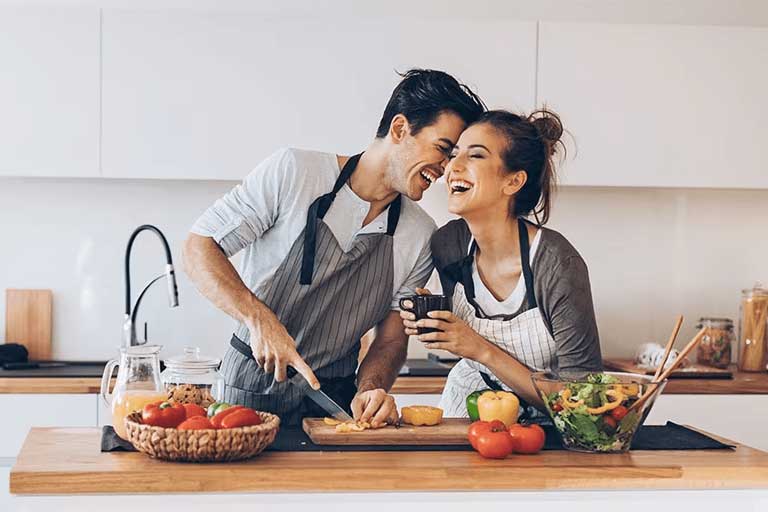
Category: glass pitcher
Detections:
[{"x1": 100, "y1": 345, "x2": 166, "y2": 440}]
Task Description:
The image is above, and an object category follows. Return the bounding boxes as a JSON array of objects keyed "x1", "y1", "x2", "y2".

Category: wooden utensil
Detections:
[
  {"x1": 302, "y1": 418, "x2": 471, "y2": 446},
  {"x1": 653, "y1": 315, "x2": 684, "y2": 381},
  {"x1": 5, "y1": 289, "x2": 53, "y2": 360},
  {"x1": 628, "y1": 326, "x2": 708, "y2": 413}
]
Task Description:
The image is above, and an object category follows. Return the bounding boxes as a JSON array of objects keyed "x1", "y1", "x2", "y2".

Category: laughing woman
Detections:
[{"x1": 401, "y1": 109, "x2": 602, "y2": 418}]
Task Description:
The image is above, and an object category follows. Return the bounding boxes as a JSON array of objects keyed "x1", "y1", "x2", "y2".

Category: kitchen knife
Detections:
[{"x1": 287, "y1": 366, "x2": 353, "y2": 422}]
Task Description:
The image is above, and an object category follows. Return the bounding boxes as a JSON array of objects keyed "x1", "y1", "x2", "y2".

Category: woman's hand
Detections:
[
  {"x1": 415, "y1": 311, "x2": 494, "y2": 363},
  {"x1": 399, "y1": 287, "x2": 432, "y2": 336}
]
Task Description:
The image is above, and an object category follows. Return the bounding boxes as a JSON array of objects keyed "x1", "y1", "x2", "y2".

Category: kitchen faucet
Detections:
[{"x1": 123, "y1": 224, "x2": 179, "y2": 347}]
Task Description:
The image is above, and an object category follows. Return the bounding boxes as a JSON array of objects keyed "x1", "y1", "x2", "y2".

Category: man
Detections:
[{"x1": 183, "y1": 69, "x2": 485, "y2": 426}]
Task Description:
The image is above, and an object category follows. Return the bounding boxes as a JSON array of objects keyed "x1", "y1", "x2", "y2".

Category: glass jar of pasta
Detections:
[
  {"x1": 738, "y1": 283, "x2": 768, "y2": 372},
  {"x1": 695, "y1": 317, "x2": 733, "y2": 369}
]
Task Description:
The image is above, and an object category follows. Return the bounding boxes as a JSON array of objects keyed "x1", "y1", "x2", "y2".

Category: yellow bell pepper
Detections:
[
  {"x1": 559, "y1": 389, "x2": 584, "y2": 409},
  {"x1": 585, "y1": 389, "x2": 626, "y2": 415},
  {"x1": 477, "y1": 391, "x2": 520, "y2": 426}
]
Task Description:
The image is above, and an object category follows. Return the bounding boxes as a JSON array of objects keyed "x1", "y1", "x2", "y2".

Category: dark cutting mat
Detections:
[{"x1": 101, "y1": 421, "x2": 734, "y2": 453}]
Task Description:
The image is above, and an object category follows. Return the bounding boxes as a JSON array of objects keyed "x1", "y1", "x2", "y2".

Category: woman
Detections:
[{"x1": 401, "y1": 109, "x2": 602, "y2": 418}]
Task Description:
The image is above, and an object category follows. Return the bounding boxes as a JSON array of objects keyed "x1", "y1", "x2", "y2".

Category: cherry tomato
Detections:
[
  {"x1": 610, "y1": 405, "x2": 629, "y2": 421},
  {"x1": 507, "y1": 423, "x2": 546, "y2": 454},
  {"x1": 551, "y1": 402, "x2": 563, "y2": 413},
  {"x1": 182, "y1": 403, "x2": 207, "y2": 419},
  {"x1": 219, "y1": 408, "x2": 262, "y2": 429},
  {"x1": 467, "y1": 420, "x2": 514, "y2": 459},
  {"x1": 602, "y1": 415, "x2": 618, "y2": 433}
]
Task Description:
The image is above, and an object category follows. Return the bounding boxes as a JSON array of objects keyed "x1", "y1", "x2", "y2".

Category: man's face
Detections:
[{"x1": 392, "y1": 111, "x2": 466, "y2": 201}]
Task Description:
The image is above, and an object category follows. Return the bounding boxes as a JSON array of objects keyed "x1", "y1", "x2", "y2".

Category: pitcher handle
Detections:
[{"x1": 100, "y1": 359, "x2": 119, "y2": 407}]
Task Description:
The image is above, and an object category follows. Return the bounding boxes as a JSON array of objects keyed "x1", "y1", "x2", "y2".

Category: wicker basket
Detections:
[{"x1": 125, "y1": 410, "x2": 280, "y2": 462}]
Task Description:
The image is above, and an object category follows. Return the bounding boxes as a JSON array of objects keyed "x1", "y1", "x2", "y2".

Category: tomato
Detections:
[
  {"x1": 468, "y1": 419, "x2": 505, "y2": 450},
  {"x1": 219, "y1": 408, "x2": 262, "y2": 429},
  {"x1": 467, "y1": 420, "x2": 514, "y2": 459},
  {"x1": 602, "y1": 415, "x2": 618, "y2": 433},
  {"x1": 182, "y1": 403, "x2": 207, "y2": 419},
  {"x1": 610, "y1": 405, "x2": 629, "y2": 421},
  {"x1": 142, "y1": 401, "x2": 186, "y2": 428},
  {"x1": 178, "y1": 416, "x2": 215, "y2": 430},
  {"x1": 507, "y1": 423, "x2": 546, "y2": 454},
  {"x1": 210, "y1": 405, "x2": 245, "y2": 428},
  {"x1": 551, "y1": 402, "x2": 563, "y2": 413}
]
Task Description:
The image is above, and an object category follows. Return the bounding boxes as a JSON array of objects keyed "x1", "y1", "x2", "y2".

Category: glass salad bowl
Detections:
[{"x1": 531, "y1": 371, "x2": 667, "y2": 453}]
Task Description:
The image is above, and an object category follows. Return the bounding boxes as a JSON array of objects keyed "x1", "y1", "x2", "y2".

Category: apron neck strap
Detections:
[
  {"x1": 462, "y1": 218, "x2": 537, "y2": 309},
  {"x1": 300, "y1": 152, "x2": 402, "y2": 285}
]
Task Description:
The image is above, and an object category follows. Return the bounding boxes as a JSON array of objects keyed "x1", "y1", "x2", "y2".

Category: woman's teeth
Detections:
[{"x1": 449, "y1": 179, "x2": 474, "y2": 194}]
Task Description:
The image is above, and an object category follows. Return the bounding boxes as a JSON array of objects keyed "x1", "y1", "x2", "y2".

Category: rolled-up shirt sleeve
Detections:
[{"x1": 190, "y1": 148, "x2": 295, "y2": 257}]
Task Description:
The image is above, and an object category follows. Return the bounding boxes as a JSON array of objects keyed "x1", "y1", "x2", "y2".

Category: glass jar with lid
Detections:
[
  {"x1": 738, "y1": 283, "x2": 768, "y2": 372},
  {"x1": 695, "y1": 317, "x2": 734, "y2": 369},
  {"x1": 161, "y1": 346, "x2": 224, "y2": 408}
]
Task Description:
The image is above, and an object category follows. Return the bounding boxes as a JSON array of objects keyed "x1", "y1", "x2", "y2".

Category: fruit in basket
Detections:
[
  {"x1": 207, "y1": 402, "x2": 233, "y2": 417},
  {"x1": 182, "y1": 403, "x2": 207, "y2": 419},
  {"x1": 142, "y1": 401, "x2": 186, "y2": 428},
  {"x1": 467, "y1": 420, "x2": 515, "y2": 459},
  {"x1": 178, "y1": 416, "x2": 215, "y2": 430},
  {"x1": 477, "y1": 391, "x2": 520, "y2": 426},
  {"x1": 507, "y1": 423, "x2": 546, "y2": 454},
  {"x1": 219, "y1": 408, "x2": 263, "y2": 428},
  {"x1": 210, "y1": 405, "x2": 245, "y2": 428}
]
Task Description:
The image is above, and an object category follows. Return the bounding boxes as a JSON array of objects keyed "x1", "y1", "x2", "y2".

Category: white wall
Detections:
[{"x1": 1, "y1": 176, "x2": 766, "y2": 361}]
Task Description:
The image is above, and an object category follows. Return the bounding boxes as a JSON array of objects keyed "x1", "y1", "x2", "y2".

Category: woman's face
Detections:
[{"x1": 445, "y1": 123, "x2": 525, "y2": 217}]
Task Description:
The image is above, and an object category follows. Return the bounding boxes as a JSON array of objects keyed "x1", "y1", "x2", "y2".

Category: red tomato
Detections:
[
  {"x1": 467, "y1": 420, "x2": 514, "y2": 459},
  {"x1": 551, "y1": 402, "x2": 563, "y2": 413},
  {"x1": 210, "y1": 405, "x2": 245, "y2": 429},
  {"x1": 219, "y1": 408, "x2": 262, "y2": 429},
  {"x1": 602, "y1": 415, "x2": 618, "y2": 432},
  {"x1": 182, "y1": 403, "x2": 207, "y2": 419},
  {"x1": 508, "y1": 423, "x2": 546, "y2": 454},
  {"x1": 610, "y1": 405, "x2": 629, "y2": 421},
  {"x1": 178, "y1": 416, "x2": 215, "y2": 430}
]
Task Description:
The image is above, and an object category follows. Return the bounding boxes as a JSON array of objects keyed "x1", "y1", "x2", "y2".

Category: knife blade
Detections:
[{"x1": 287, "y1": 366, "x2": 353, "y2": 422}]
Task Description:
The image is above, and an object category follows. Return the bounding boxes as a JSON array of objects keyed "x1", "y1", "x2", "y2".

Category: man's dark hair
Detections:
[{"x1": 375, "y1": 69, "x2": 486, "y2": 139}]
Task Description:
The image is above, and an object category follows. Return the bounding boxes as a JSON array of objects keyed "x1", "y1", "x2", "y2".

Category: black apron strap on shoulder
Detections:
[
  {"x1": 300, "y1": 154, "x2": 362, "y2": 285},
  {"x1": 518, "y1": 218, "x2": 537, "y2": 309},
  {"x1": 385, "y1": 195, "x2": 402, "y2": 236}
]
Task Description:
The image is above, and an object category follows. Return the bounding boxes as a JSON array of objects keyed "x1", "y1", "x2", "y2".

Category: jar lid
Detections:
[
  {"x1": 164, "y1": 346, "x2": 220, "y2": 370},
  {"x1": 696, "y1": 317, "x2": 733, "y2": 327},
  {"x1": 742, "y1": 281, "x2": 768, "y2": 296}
]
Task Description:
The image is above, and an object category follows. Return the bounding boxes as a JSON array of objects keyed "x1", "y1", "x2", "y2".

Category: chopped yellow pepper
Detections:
[
  {"x1": 477, "y1": 391, "x2": 520, "y2": 426},
  {"x1": 585, "y1": 389, "x2": 626, "y2": 414},
  {"x1": 559, "y1": 389, "x2": 585, "y2": 409}
]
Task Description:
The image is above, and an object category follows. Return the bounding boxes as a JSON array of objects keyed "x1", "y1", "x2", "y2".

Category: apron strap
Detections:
[
  {"x1": 300, "y1": 153, "x2": 402, "y2": 285},
  {"x1": 518, "y1": 218, "x2": 537, "y2": 309}
]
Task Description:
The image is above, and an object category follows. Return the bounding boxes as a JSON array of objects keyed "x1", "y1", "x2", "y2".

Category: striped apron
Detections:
[
  {"x1": 438, "y1": 218, "x2": 556, "y2": 421},
  {"x1": 221, "y1": 153, "x2": 401, "y2": 425}
]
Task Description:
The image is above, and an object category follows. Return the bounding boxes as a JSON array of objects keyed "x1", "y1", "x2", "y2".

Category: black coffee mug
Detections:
[{"x1": 399, "y1": 294, "x2": 452, "y2": 335}]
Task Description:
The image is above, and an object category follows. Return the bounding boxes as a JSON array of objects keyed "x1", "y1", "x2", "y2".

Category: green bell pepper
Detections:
[{"x1": 466, "y1": 389, "x2": 492, "y2": 421}]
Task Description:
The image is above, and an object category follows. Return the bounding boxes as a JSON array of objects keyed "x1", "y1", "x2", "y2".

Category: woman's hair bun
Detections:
[{"x1": 528, "y1": 109, "x2": 564, "y2": 154}]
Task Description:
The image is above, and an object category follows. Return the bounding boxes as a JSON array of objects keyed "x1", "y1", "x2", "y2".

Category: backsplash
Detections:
[{"x1": 1, "y1": 176, "x2": 766, "y2": 362}]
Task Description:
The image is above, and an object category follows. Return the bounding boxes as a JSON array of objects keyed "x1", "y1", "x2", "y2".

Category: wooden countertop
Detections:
[
  {"x1": 1, "y1": 365, "x2": 767, "y2": 395},
  {"x1": 9, "y1": 427, "x2": 768, "y2": 495}
]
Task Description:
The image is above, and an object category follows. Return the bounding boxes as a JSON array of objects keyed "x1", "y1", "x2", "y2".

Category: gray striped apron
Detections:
[{"x1": 221, "y1": 153, "x2": 401, "y2": 426}]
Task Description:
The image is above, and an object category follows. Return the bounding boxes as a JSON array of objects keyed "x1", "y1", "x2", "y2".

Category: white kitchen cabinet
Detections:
[
  {"x1": 0, "y1": 7, "x2": 100, "y2": 177},
  {"x1": 538, "y1": 22, "x2": 768, "y2": 189},
  {"x1": 101, "y1": 11, "x2": 536, "y2": 180},
  {"x1": 0, "y1": 394, "x2": 97, "y2": 458}
]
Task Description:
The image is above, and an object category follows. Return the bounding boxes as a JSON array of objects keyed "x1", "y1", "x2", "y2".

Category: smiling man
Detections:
[{"x1": 183, "y1": 69, "x2": 486, "y2": 426}]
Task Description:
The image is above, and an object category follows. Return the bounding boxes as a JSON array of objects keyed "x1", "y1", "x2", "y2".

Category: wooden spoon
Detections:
[
  {"x1": 653, "y1": 315, "x2": 684, "y2": 382},
  {"x1": 628, "y1": 326, "x2": 707, "y2": 413}
]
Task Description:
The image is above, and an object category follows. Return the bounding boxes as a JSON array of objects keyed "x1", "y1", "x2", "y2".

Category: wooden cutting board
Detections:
[
  {"x1": 5, "y1": 289, "x2": 53, "y2": 360},
  {"x1": 603, "y1": 358, "x2": 732, "y2": 379},
  {"x1": 303, "y1": 418, "x2": 471, "y2": 446}
]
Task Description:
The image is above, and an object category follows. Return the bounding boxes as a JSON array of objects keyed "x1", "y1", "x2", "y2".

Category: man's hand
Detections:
[
  {"x1": 399, "y1": 287, "x2": 432, "y2": 336},
  {"x1": 245, "y1": 311, "x2": 320, "y2": 390},
  {"x1": 351, "y1": 389, "x2": 399, "y2": 428}
]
